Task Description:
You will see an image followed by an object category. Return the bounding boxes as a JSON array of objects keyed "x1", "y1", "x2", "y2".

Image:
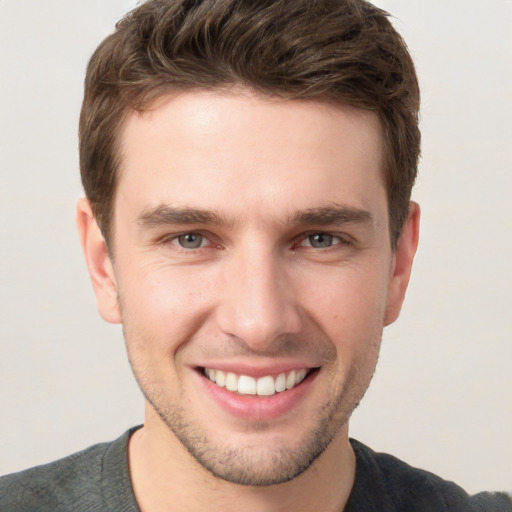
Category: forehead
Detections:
[{"x1": 115, "y1": 90, "x2": 386, "y2": 225}]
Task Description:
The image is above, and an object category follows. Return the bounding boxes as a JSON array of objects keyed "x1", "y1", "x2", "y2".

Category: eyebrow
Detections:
[
  {"x1": 137, "y1": 204, "x2": 373, "y2": 229},
  {"x1": 138, "y1": 205, "x2": 230, "y2": 228},
  {"x1": 291, "y1": 206, "x2": 373, "y2": 227}
]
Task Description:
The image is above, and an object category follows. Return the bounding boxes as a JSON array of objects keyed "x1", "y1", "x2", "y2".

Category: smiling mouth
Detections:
[{"x1": 201, "y1": 367, "x2": 318, "y2": 396}]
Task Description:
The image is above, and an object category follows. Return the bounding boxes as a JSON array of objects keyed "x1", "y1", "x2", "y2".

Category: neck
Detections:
[{"x1": 128, "y1": 407, "x2": 356, "y2": 512}]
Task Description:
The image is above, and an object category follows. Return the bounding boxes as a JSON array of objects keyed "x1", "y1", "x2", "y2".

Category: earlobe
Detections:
[
  {"x1": 384, "y1": 202, "x2": 420, "y2": 326},
  {"x1": 76, "y1": 198, "x2": 121, "y2": 324}
]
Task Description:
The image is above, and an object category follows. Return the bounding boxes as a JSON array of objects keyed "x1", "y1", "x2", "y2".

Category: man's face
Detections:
[{"x1": 86, "y1": 90, "x2": 416, "y2": 486}]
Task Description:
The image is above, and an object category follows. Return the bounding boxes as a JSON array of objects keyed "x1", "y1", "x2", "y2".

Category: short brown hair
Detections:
[{"x1": 80, "y1": 0, "x2": 420, "y2": 248}]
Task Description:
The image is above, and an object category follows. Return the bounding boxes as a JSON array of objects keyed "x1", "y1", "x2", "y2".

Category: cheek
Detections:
[
  {"x1": 118, "y1": 264, "x2": 218, "y2": 356},
  {"x1": 298, "y1": 263, "x2": 389, "y2": 348}
]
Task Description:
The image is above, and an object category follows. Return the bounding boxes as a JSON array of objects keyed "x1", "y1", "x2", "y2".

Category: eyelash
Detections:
[
  {"x1": 159, "y1": 231, "x2": 216, "y2": 252},
  {"x1": 159, "y1": 230, "x2": 352, "y2": 253},
  {"x1": 295, "y1": 232, "x2": 351, "y2": 250}
]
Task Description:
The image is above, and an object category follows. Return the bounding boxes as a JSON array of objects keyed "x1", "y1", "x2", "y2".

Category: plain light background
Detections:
[{"x1": 0, "y1": 0, "x2": 510, "y2": 494}]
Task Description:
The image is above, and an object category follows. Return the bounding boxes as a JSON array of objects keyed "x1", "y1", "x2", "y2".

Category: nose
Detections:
[{"x1": 216, "y1": 245, "x2": 302, "y2": 351}]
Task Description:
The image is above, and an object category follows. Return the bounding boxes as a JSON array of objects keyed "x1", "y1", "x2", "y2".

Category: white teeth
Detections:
[
  {"x1": 296, "y1": 369, "x2": 307, "y2": 384},
  {"x1": 275, "y1": 373, "x2": 286, "y2": 392},
  {"x1": 215, "y1": 369, "x2": 226, "y2": 387},
  {"x1": 204, "y1": 368, "x2": 311, "y2": 396},
  {"x1": 285, "y1": 370, "x2": 296, "y2": 390},
  {"x1": 238, "y1": 375, "x2": 257, "y2": 395},
  {"x1": 257, "y1": 376, "x2": 276, "y2": 396},
  {"x1": 226, "y1": 372, "x2": 238, "y2": 391}
]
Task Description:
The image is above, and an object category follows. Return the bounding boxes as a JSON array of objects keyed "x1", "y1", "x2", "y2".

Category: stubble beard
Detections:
[
  {"x1": 119, "y1": 282, "x2": 382, "y2": 487},
  {"x1": 128, "y1": 346, "x2": 378, "y2": 487}
]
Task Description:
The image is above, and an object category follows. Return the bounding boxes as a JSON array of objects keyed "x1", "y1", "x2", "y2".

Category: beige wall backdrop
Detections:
[{"x1": 0, "y1": 0, "x2": 510, "y2": 493}]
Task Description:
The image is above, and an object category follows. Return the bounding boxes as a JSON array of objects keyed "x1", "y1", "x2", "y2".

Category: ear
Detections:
[
  {"x1": 384, "y1": 201, "x2": 420, "y2": 326},
  {"x1": 76, "y1": 197, "x2": 121, "y2": 324}
]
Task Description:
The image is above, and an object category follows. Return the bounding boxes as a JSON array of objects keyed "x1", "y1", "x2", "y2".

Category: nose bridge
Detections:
[{"x1": 217, "y1": 241, "x2": 301, "y2": 348}]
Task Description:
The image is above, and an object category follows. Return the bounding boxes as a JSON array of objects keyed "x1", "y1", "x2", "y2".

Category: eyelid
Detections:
[
  {"x1": 171, "y1": 232, "x2": 208, "y2": 249},
  {"x1": 299, "y1": 234, "x2": 342, "y2": 248},
  {"x1": 158, "y1": 230, "x2": 219, "y2": 249},
  {"x1": 155, "y1": 229, "x2": 354, "y2": 252},
  {"x1": 294, "y1": 230, "x2": 353, "y2": 248}
]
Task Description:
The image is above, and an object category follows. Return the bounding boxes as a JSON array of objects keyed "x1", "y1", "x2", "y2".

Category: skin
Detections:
[{"x1": 77, "y1": 90, "x2": 419, "y2": 512}]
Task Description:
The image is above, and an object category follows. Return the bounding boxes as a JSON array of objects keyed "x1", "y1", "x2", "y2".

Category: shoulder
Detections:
[
  {"x1": 348, "y1": 439, "x2": 512, "y2": 512},
  {"x1": 0, "y1": 429, "x2": 136, "y2": 512},
  {"x1": 0, "y1": 441, "x2": 110, "y2": 511}
]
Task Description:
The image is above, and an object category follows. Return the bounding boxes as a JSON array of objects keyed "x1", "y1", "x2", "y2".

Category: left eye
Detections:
[
  {"x1": 301, "y1": 233, "x2": 342, "y2": 248},
  {"x1": 173, "y1": 233, "x2": 207, "y2": 249}
]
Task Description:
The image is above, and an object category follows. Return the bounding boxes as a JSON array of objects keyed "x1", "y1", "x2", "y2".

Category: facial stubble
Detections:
[{"x1": 124, "y1": 326, "x2": 381, "y2": 487}]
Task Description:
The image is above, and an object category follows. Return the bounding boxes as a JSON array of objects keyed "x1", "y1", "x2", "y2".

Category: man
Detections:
[{"x1": 1, "y1": 0, "x2": 510, "y2": 510}]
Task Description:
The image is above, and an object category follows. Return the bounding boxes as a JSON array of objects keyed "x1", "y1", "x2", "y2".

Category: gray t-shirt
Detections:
[
  {"x1": 0, "y1": 427, "x2": 140, "y2": 511},
  {"x1": 1, "y1": 427, "x2": 511, "y2": 511}
]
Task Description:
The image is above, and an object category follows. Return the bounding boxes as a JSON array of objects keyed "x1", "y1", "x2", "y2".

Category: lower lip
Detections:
[{"x1": 196, "y1": 370, "x2": 318, "y2": 421}]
